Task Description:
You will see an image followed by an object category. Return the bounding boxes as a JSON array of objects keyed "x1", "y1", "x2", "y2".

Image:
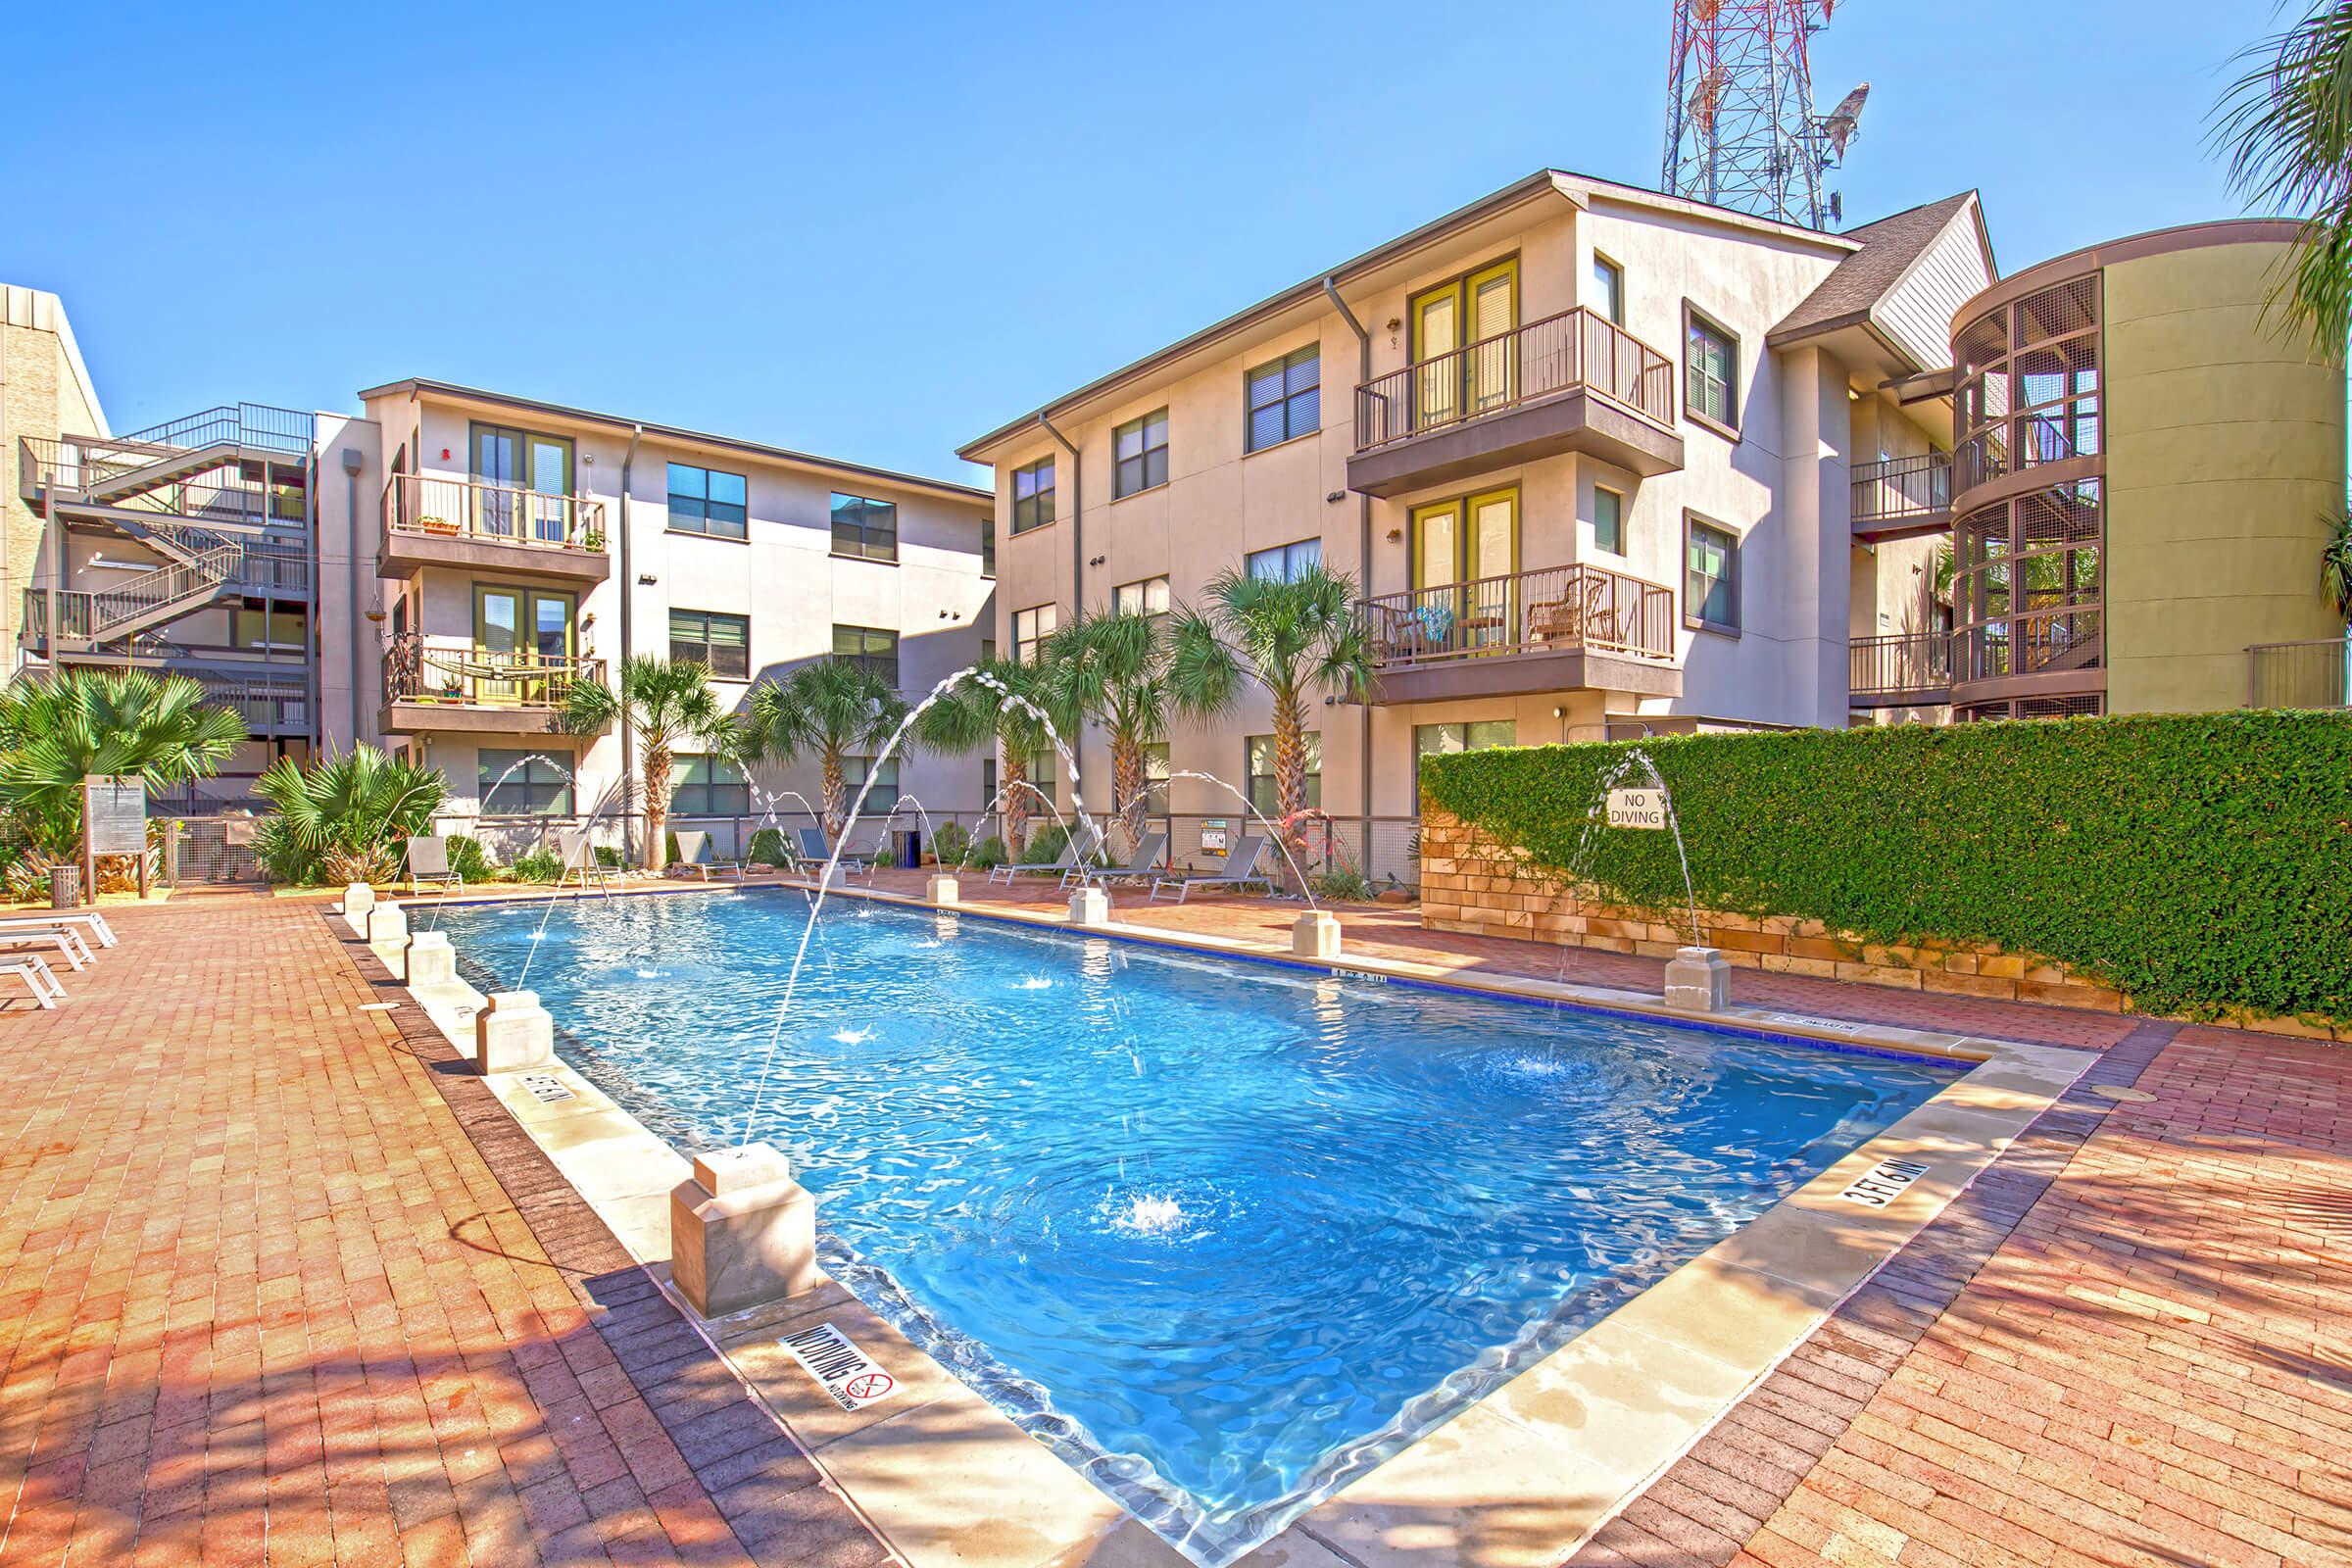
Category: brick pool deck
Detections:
[{"x1": 0, "y1": 882, "x2": 2346, "y2": 1566}]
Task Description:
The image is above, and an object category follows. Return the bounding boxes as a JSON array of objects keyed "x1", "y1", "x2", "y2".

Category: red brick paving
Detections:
[{"x1": 0, "y1": 895, "x2": 889, "y2": 1567}]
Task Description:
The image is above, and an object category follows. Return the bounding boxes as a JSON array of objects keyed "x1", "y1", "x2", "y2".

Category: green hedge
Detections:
[{"x1": 1418, "y1": 711, "x2": 2352, "y2": 1024}]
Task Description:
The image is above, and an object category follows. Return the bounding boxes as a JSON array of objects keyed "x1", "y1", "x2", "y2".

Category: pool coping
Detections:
[{"x1": 356, "y1": 879, "x2": 2095, "y2": 1568}]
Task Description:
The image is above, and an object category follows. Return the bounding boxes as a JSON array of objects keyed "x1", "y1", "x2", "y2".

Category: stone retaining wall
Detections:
[{"x1": 1416, "y1": 807, "x2": 2345, "y2": 1043}]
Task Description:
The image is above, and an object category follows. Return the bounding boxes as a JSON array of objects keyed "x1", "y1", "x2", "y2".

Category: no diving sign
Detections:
[
  {"x1": 782, "y1": 1322, "x2": 898, "y2": 1411},
  {"x1": 1605, "y1": 787, "x2": 1670, "y2": 830}
]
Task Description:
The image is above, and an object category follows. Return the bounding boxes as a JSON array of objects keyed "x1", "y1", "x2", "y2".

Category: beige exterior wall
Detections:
[
  {"x1": 2102, "y1": 240, "x2": 2346, "y2": 714},
  {"x1": 0, "y1": 286, "x2": 108, "y2": 678}
]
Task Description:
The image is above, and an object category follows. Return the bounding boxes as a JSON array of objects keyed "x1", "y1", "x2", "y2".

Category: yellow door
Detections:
[
  {"x1": 1466, "y1": 262, "x2": 1519, "y2": 412},
  {"x1": 1466, "y1": 487, "x2": 1520, "y2": 648},
  {"x1": 1410, "y1": 286, "x2": 1460, "y2": 430}
]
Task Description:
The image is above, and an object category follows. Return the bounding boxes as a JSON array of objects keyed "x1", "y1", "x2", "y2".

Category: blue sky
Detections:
[{"x1": 4, "y1": 1, "x2": 2290, "y2": 483}]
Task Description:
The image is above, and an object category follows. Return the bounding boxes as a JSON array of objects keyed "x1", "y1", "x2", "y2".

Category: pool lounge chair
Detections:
[
  {"x1": 989, "y1": 824, "x2": 1102, "y2": 886},
  {"x1": 794, "y1": 826, "x2": 877, "y2": 880},
  {"x1": 557, "y1": 829, "x2": 612, "y2": 888},
  {"x1": 405, "y1": 836, "x2": 464, "y2": 897},
  {"x1": 0, "y1": 925, "x2": 92, "y2": 971},
  {"x1": 0, "y1": 912, "x2": 117, "y2": 949},
  {"x1": 1070, "y1": 829, "x2": 1169, "y2": 890},
  {"x1": 673, "y1": 830, "x2": 749, "y2": 881},
  {"x1": 0, "y1": 955, "x2": 63, "y2": 1008},
  {"x1": 1149, "y1": 837, "x2": 1275, "y2": 904}
]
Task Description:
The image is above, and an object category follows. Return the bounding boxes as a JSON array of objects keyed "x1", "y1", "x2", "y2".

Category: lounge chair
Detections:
[
  {"x1": 1149, "y1": 837, "x2": 1275, "y2": 904},
  {"x1": 794, "y1": 826, "x2": 876, "y2": 880},
  {"x1": 1071, "y1": 829, "x2": 1169, "y2": 889},
  {"x1": 0, "y1": 955, "x2": 62, "y2": 1008},
  {"x1": 0, "y1": 912, "x2": 117, "y2": 949},
  {"x1": 405, "y1": 835, "x2": 464, "y2": 897},
  {"x1": 557, "y1": 829, "x2": 612, "y2": 888},
  {"x1": 673, "y1": 830, "x2": 748, "y2": 881},
  {"x1": 989, "y1": 824, "x2": 1103, "y2": 886},
  {"x1": 0, "y1": 926, "x2": 92, "y2": 971}
]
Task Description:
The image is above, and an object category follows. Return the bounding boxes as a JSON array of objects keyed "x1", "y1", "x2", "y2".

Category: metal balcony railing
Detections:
[
  {"x1": 382, "y1": 636, "x2": 605, "y2": 710},
  {"x1": 2247, "y1": 638, "x2": 2350, "y2": 710},
  {"x1": 1850, "y1": 453, "x2": 1951, "y2": 525},
  {"x1": 384, "y1": 472, "x2": 605, "y2": 552},
  {"x1": 1955, "y1": 605, "x2": 2104, "y2": 685},
  {"x1": 1849, "y1": 631, "x2": 1952, "y2": 701},
  {"x1": 1360, "y1": 563, "x2": 1676, "y2": 668},
  {"x1": 1353, "y1": 307, "x2": 1678, "y2": 452}
]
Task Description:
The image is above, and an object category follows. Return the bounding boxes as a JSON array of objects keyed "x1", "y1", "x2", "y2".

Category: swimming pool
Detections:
[{"x1": 435, "y1": 891, "x2": 1959, "y2": 1563}]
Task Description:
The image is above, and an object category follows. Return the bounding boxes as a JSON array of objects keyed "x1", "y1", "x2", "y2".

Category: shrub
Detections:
[
  {"x1": 253, "y1": 745, "x2": 445, "y2": 886},
  {"x1": 1312, "y1": 864, "x2": 1373, "y2": 903},
  {"x1": 664, "y1": 830, "x2": 681, "y2": 868},
  {"x1": 512, "y1": 847, "x2": 564, "y2": 883},
  {"x1": 967, "y1": 835, "x2": 1009, "y2": 870},
  {"x1": 930, "y1": 821, "x2": 971, "y2": 867},
  {"x1": 1021, "y1": 823, "x2": 1070, "y2": 865},
  {"x1": 1418, "y1": 711, "x2": 2352, "y2": 1024},
  {"x1": 595, "y1": 845, "x2": 623, "y2": 868},
  {"x1": 445, "y1": 835, "x2": 493, "y2": 882},
  {"x1": 750, "y1": 827, "x2": 789, "y2": 866}
]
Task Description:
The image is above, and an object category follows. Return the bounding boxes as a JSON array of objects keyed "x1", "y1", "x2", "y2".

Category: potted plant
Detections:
[
  {"x1": 417, "y1": 514, "x2": 459, "y2": 536},
  {"x1": 580, "y1": 525, "x2": 608, "y2": 552}
]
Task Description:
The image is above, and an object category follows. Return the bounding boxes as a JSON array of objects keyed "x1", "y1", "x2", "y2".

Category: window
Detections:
[
  {"x1": 230, "y1": 606, "x2": 306, "y2": 651},
  {"x1": 667, "y1": 463, "x2": 748, "y2": 539},
  {"x1": 1245, "y1": 538, "x2": 1322, "y2": 582},
  {"x1": 1245, "y1": 732, "x2": 1321, "y2": 818},
  {"x1": 1023, "y1": 748, "x2": 1057, "y2": 808},
  {"x1": 844, "y1": 757, "x2": 898, "y2": 813},
  {"x1": 671, "y1": 755, "x2": 749, "y2": 816},
  {"x1": 1112, "y1": 409, "x2": 1169, "y2": 498},
  {"x1": 1685, "y1": 306, "x2": 1740, "y2": 433},
  {"x1": 1013, "y1": 603, "x2": 1056, "y2": 664},
  {"x1": 832, "y1": 625, "x2": 900, "y2": 689},
  {"x1": 981, "y1": 514, "x2": 996, "y2": 577},
  {"x1": 1592, "y1": 256, "x2": 1625, "y2": 324},
  {"x1": 1685, "y1": 515, "x2": 1740, "y2": 633},
  {"x1": 981, "y1": 637, "x2": 997, "y2": 663},
  {"x1": 1415, "y1": 721, "x2": 1516, "y2": 784},
  {"x1": 669, "y1": 610, "x2": 750, "y2": 679},
  {"x1": 1112, "y1": 574, "x2": 1170, "y2": 622},
  {"x1": 1011, "y1": 458, "x2": 1055, "y2": 533},
  {"x1": 1143, "y1": 741, "x2": 1170, "y2": 817},
  {"x1": 1246, "y1": 346, "x2": 1320, "y2": 452},
  {"x1": 830, "y1": 492, "x2": 898, "y2": 563},
  {"x1": 982, "y1": 758, "x2": 997, "y2": 813},
  {"x1": 479, "y1": 749, "x2": 573, "y2": 814},
  {"x1": 1592, "y1": 486, "x2": 1625, "y2": 555}
]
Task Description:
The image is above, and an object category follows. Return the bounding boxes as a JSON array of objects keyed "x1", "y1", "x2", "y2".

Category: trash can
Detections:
[
  {"x1": 49, "y1": 862, "x2": 80, "y2": 909},
  {"x1": 894, "y1": 829, "x2": 921, "y2": 869}
]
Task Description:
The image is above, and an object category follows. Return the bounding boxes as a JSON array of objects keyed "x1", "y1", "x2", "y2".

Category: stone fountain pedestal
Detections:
[
  {"x1": 474, "y1": 990, "x2": 556, "y2": 1073},
  {"x1": 366, "y1": 903, "x2": 409, "y2": 947},
  {"x1": 670, "y1": 1143, "x2": 822, "y2": 1319},
  {"x1": 1069, "y1": 886, "x2": 1110, "y2": 927},
  {"x1": 400, "y1": 931, "x2": 456, "y2": 986},
  {"x1": 1293, "y1": 910, "x2": 1343, "y2": 959},
  {"x1": 927, "y1": 873, "x2": 960, "y2": 906},
  {"x1": 1663, "y1": 947, "x2": 1731, "y2": 1012},
  {"x1": 342, "y1": 882, "x2": 376, "y2": 919}
]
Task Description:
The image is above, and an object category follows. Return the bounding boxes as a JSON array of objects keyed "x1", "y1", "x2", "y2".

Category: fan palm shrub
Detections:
[
  {"x1": 1045, "y1": 611, "x2": 1169, "y2": 857},
  {"x1": 254, "y1": 745, "x2": 446, "y2": 886},
  {"x1": 913, "y1": 656, "x2": 1074, "y2": 856},
  {"x1": 746, "y1": 660, "x2": 907, "y2": 840},
  {"x1": 0, "y1": 667, "x2": 246, "y2": 866},
  {"x1": 558, "y1": 655, "x2": 740, "y2": 870}
]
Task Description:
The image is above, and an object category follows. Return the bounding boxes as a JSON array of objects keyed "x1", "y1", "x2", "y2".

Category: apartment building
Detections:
[
  {"x1": 960, "y1": 171, "x2": 1994, "y2": 871},
  {"x1": 2, "y1": 286, "x2": 111, "y2": 668}
]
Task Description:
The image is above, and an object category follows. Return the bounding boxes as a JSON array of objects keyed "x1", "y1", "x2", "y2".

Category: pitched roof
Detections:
[{"x1": 1768, "y1": 191, "x2": 1988, "y2": 355}]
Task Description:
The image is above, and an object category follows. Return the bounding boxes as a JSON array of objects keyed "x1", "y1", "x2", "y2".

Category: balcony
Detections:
[
  {"x1": 1357, "y1": 563, "x2": 1679, "y2": 704},
  {"x1": 1348, "y1": 308, "x2": 1684, "y2": 498},
  {"x1": 1850, "y1": 453, "x2": 1951, "y2": 544},
  {"x1": 378, "y1": 473, "x2": 611, "y2": 585},
  {"x1": 1849, "y1": 632, "x2": 1952, "y2": 708},
  {"x1": 378, "y1": 638, "x2": 609, "y2": 737},
  {"x1": 2247, "y1": 639, "x2": 2349, "y2": 710}
]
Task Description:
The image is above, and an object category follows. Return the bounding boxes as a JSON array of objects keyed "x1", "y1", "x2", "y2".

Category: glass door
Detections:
[
  {"x1": 526, "y1": 435, "x2": 573, "y2": 543},
  {"x1": 1409, "y1": 259, "x2": 1518, "y2": 433},
  {"x1": 529, "y1": 590, "x2": 576, "y2": 702},
  {"x1": 474, "y1": 585, "x2": 521, "y2": 703},
  {"x1": 472, "y1": 425, "x2": 521, "y2": 537},
  {"x1": 471, "y1": 424, "x2": 575, "y2": 541},
  {"x1": 1410, "y1": 285, "x2": 1460, "y2": 431}
]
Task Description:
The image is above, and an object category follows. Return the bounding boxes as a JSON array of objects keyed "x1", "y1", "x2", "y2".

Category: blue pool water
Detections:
[{"x1": 435, "y1": 892, "x2": 1956, "y2": 1563}]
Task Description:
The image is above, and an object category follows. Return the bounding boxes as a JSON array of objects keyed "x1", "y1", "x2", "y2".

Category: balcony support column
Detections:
[{"x1": 1781, "y1": 345, "x2": 1854, "y2": 726}]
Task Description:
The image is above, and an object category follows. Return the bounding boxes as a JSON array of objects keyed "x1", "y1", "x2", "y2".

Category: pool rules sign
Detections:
[{"x1": 1606, "y1": 787, "x2": 1670, "y2": 830}]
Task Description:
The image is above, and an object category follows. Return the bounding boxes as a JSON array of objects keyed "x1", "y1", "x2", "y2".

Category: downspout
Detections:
[
  {"x1": 617, "y1": 423, "x2": 643, "y2": 859},
  {"x1": 1323, "y1": 274, "x2": 1376, "y2": 870},
  {"x1": 340, "y1": 447, "x2": 364, "y2": 751}
]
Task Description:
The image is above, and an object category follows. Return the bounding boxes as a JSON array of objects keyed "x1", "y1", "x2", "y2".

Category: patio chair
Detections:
[
  {"x1": 405, "y1": 836, "x2": 464, "y2": 897},
  {"x1": 794, "y1": 826, "x2": 877, "y2": 880},
  {"x1": 557, "y1": 829, "x2": 612, "y2": 888},
  {"x1": 0, "y1": 925, "x2": 92, "y2": 972},
  {"x1": 0, "y1": 955, "x2": 63, "y2": 1008},
  {"x1": 989, "y1": 824, "x2": 1103, "y2": 886},
  {"x1": 1071, "y1": 829, "x2": 1169, "y2": 890},
  {"x1": 1148, "y1": 837, "x2": 1276, "y2": 904},
  {"x1": 673, "y1": 830, "x2": 748, "y2": 881},
  {"x1": 0, "y1": 912, "x2": 118, "y2": 949}
]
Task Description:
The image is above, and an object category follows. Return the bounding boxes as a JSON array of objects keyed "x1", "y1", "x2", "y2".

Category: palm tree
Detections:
[
  {"x1": 0, "y1": 668, "x2": 246, "y2": 860},
  {"x1": 746, "y1": 660, "x2": 908, "y2": 840},
  {"x1": 558, "y1": 655, "x2": 737, "y2": 870},
  {"x1": 1168, "y1": 563, "x2": 1371, "y2": 834},
  {"x1": 1045, "y1": 611, "x2": 1168, "y2": 855},
  {"x1": 914, "y1": 657, "x2": 1073, "y2": 857},
  {"x1": 254, "y1": 744, "x2": 447, "y2": 886},
  {"x1": 2217, "y1": 4, "x2": 2352, "y2": 349}
]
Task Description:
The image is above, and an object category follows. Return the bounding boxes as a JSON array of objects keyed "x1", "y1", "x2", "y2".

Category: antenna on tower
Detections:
[{"x1": 1661, "y1": 2, "x2": 1868, "y2": 230}]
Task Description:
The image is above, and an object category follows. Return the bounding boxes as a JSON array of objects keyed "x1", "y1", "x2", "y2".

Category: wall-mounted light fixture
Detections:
[
  {"x1": 1326, "y1": 491, "x2": 1346, "y2": 504},
  {"x1": 1088, "y1": 554, "x2": 1106, "y2": 567},
  {"x1": 637, "y1": 573, "x2": 658, "y2": 585},
  {"x1": 1385, "y1": 527, "x2": 1403, "y2": 542}
]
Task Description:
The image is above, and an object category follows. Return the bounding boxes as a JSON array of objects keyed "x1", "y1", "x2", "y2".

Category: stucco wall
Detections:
[{"x1": 2103, "y1": 241, "x2": 2347, "y2": 713}]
